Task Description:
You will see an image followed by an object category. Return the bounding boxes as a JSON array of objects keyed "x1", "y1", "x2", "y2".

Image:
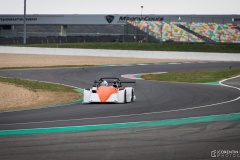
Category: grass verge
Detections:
[
  {"x1": 0, "y1": 77, "x2": 78, "y2": 93},
  {"x1": 17, "y1": 42, "x2": 240, "y2": 53},
  {"x1": 0, "y1": 77, "x2": 83, "y2": 111},
  {"x1": 142, "y1": 68, "x2": 240, "y2": 83}
]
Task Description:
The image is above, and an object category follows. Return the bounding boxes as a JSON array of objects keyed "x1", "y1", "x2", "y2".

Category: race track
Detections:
[{"x1": 1, "y1": 61, "x2": 240, "y2": 159}]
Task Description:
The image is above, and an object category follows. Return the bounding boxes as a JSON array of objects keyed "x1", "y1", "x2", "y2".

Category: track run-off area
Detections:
[{"x1": 0, "y1": 60, "x2": 240, "y2": 159}]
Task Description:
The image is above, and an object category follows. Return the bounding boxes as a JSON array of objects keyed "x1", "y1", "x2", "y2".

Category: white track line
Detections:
[
  {"x1": 1, "y1": 75, "x2": 240, "y2": 126},
  {"x1": 0, "y1": 76, "x2": 79, "y2": 89},
  {"x1": 219, "y1": 75, "x2": 240, "y2": 91}
]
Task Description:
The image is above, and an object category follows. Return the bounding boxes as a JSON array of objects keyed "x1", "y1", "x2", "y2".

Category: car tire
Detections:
[
  {"x1": 131, "y1": 89, "x2": 134, "y2": 102},
  {"x1": 124, "y1": 90, "x2": 127, "y2": 103}
]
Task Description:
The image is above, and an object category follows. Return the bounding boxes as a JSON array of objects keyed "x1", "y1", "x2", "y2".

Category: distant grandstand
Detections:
[
  {"x1": 0, "y1": 14, "x2": 239, "y2": 44},
  {"x1": 128, "y1": 20, "x2": 240, "y2": 43}
]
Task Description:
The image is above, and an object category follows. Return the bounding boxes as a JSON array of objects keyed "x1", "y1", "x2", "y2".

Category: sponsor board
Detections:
[
  {"x1": 105, "y1": 15, "x2": 164, "y2": 24},
  {"x1": 0, "y1": 17, "x2": 37, "y2": 22},
  {"x1": 117, "y1": 16, "x2": 164, "y2": 23},
  {"x1": 1, "y1": 15, "x2": 164, "y2": 25}
]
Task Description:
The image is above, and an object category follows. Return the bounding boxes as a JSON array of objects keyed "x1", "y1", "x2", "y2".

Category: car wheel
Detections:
[
  {"x1": 131, "y1": 89, "x2": 134, "y2": 102},
  {"x1": 124, "y1": 90, "x2": 127, "y2": 103}
]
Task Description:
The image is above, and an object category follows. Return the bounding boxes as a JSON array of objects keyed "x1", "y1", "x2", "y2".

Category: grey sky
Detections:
[{"x1": 0, "y1": 0, "x2": 239, "y2": 15}]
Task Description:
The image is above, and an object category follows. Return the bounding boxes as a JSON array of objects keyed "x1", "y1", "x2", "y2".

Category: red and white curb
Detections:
[{"x1": 121, "y1": 72, "x2": 167, "y2": 80}]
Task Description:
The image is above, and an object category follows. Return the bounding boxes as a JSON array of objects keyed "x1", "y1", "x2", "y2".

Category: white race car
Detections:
[{"x1": 83, "y1": 77, "x2": 136, "y2": 103}]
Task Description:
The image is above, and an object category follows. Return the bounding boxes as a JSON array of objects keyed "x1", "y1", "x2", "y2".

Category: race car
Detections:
[{"x1": 83, "y1": 77, "x2": 136, "y2": 103}]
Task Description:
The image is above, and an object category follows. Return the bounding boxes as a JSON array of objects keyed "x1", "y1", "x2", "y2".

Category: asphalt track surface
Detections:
[{"x1": 0, "y1": 62, "x2": 240, "y2": 159}]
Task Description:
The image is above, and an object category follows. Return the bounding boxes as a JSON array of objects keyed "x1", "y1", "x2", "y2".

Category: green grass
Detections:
[
  {"x1": 142, "y1": 68, "x2": 240, "y2": 83},
  {"x1": 0, "y1": 77, "x2": 77, "y2": 92},
  {"x1": 16, "y1": 42, "x2": 240, "y2": 53}
]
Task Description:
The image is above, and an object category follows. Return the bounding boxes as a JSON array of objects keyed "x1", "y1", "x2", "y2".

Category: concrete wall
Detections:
[{"x1": 0, "y1": 46, "x2": 240, "y2": 61}]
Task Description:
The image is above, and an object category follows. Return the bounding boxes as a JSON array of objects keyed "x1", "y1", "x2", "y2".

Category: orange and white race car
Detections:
[{"x1": 83, "y1": 77, "x2": 136, "y2": 103}]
